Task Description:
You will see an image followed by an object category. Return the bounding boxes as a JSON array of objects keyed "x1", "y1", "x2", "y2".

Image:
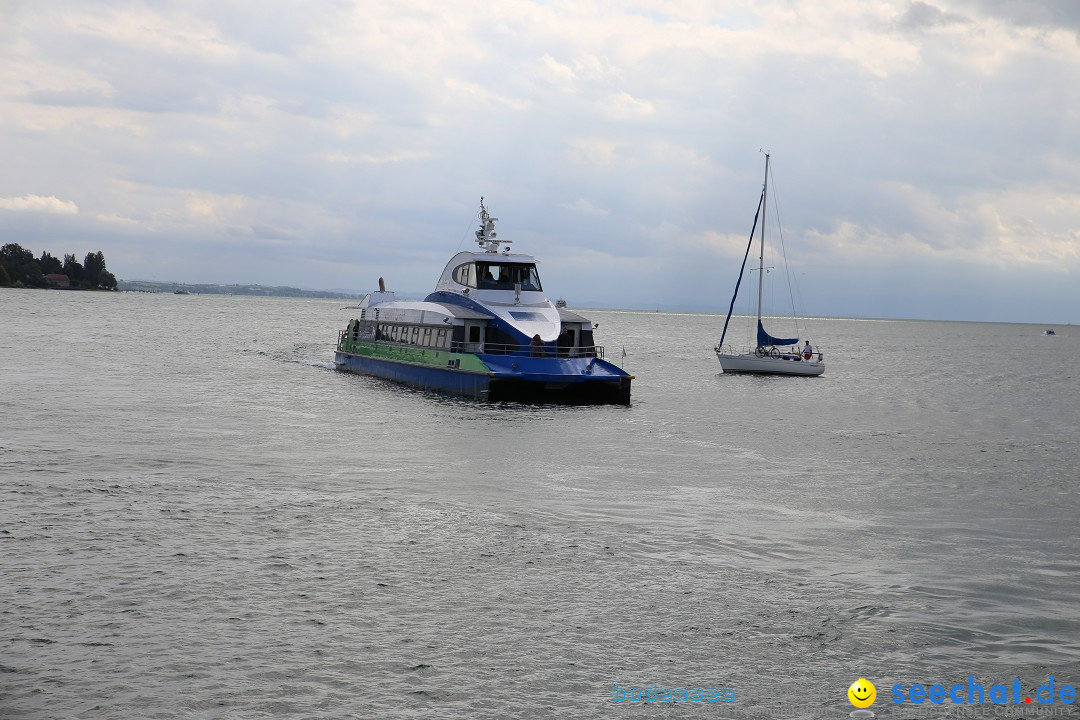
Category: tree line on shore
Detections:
[{"x1": 0, "y1": 243, "x2": 117, "y2": 290}]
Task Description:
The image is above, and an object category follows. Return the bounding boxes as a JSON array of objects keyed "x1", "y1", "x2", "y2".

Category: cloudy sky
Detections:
[{"x1": 2, "y1": 1, "x2": 1078, "y2": 322}]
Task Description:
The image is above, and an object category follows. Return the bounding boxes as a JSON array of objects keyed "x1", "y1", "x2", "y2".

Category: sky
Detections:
[{"x1": 1, "y1": 0, "x2": 1078, "y2": 323}]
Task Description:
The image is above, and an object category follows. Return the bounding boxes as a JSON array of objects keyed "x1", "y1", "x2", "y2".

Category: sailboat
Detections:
[{"x1": 714, "y1": 153, "x2": 824, "y2": 376}]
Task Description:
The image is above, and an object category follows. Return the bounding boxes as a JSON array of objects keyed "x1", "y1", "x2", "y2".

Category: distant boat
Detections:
[
  {"x1": 174, "y1": 289, "x2": 189, "y2": 295},
  {"x1": 1045, "y1": 329, "x2": 1056, "y2": 336},
  {"x1": 714, "y1": 153, "x2": 824, "y2": 376},
  {"x1": 555, "y1": 298, "x2": 567, "y2": 308}
]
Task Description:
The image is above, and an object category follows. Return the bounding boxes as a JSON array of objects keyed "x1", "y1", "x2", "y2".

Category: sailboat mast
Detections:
[{"x1": 756, "y1": 153, "x2": 769, "y2": 331}]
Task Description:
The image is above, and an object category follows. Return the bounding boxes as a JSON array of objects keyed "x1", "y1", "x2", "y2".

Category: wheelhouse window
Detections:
[
  {"x1": 476, "y1": 262, "x2": 542, "y2": 291},
  {"x1": 452, "y1": 263, "x2": 477, "y2": 287}
]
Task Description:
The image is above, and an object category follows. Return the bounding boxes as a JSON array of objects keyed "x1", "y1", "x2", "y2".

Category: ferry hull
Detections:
[
  {"x1": 335, "y1": 351, "x2": 632, "y2": 404},
  {"x1": 335, "y1": 351, "x2": 492, "y2": 399},
  {"x1": 716, "y1": 351, "x2": 824, "y2": 376},
  {"x1": 488, "y1": 376, "x2": 631, "y2": 405}
]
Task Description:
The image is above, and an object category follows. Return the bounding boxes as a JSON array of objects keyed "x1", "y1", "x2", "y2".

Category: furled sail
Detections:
[{"x1": 756, "y1": 321, "x2": 797, "y2": 348}]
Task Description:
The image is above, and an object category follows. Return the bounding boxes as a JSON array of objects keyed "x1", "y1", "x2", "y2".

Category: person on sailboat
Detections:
[
  {"x1": 803, "y1": 340, "x2": 813, "y2": 360},
  {"x1": 790, "y1": 342, "x2": 801, "y2": 360}
]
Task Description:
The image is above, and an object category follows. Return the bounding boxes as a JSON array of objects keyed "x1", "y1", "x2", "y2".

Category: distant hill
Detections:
[{"x1": 118, "y1": 280, "x2": 363, "y2": 299}]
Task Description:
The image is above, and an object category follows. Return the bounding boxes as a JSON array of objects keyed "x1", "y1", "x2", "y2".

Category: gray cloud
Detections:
[
  {"x1": 962, "y1": 0, "x2": 1080, "y2": 32},
  {"x1": 894, "y1": 1, "x2": 973, "y2": 31}
]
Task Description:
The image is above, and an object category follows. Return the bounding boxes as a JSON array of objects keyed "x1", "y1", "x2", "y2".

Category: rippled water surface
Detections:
[{"x1": 3, "y1": 289, "x2": 1079, "y2": 719}]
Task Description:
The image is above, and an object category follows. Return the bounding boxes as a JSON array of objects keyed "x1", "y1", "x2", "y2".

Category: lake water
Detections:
[{"x1": 2, "y1": 288, "x2": 1079, "y2": 719}]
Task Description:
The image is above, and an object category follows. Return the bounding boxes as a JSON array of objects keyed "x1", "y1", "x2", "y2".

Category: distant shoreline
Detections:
[
  {"x1": 116, "y1": 280, "x2": 363, "y2": 300},
  {"x1": 1, "y1": 284, "x2": 115, "y2": 292}
]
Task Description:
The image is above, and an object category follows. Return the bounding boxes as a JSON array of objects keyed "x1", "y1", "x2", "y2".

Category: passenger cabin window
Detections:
[{"x1": 476, "y1": 263, "x2": 542, "y2": 291}]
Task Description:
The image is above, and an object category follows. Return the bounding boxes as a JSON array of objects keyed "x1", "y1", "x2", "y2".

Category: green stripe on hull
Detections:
[{"x1": 337, "y1": 339, "x2": 489, "y2": 373}]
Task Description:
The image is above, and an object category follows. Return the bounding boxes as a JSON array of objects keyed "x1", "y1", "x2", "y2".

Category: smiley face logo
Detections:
[{"x1": 848, "y1": 678, "x2": 876, "y2": 708}]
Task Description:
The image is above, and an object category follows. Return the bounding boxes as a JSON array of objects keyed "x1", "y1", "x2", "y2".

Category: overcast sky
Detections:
[{"x1": 2, "y1": 1, "x2": 1077, "y2": 322}]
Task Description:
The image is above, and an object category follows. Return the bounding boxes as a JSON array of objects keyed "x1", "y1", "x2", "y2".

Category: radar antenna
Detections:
[{"x1": 475, "y1": 197, "x2": 509, "y2": 253}]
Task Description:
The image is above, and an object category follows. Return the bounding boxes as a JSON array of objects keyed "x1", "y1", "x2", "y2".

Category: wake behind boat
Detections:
[
  {"x1": 715, "y1": 154, "x2": 824, "y2": 376},
  {"x1": 334, "y1": 199, "x2": 633, "y2": 404}
]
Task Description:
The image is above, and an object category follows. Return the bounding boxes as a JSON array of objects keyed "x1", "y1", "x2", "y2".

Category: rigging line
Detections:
[
  {"x1": 772, "y1": 165, "x2": 815, "y2": 343},
  {"x1": 454, "y1": 202, "x2": 484, "y2": 252},
  {"x1": 718, "y1": 187, "x2": 765, "y2": 349},
  {"x1": 768, "y1": 158, "x2": 803, "y2": 341}
]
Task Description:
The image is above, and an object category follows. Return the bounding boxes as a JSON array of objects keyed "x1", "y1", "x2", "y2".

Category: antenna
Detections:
[{"x1": 475, "y1": 197, "x2": 509, "y2": 253}]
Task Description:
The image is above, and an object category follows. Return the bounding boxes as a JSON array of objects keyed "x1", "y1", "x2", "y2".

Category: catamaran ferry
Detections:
[{"x1": 334, "y1": 200, "x2": 633, "y2": 404}]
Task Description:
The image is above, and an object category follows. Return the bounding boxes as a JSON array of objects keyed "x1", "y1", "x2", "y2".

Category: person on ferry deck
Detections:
[
  {"x1": 530, "y1": 334, "x2": 546, "y2": 357},
  {"x1": 556, "y1": 328, "x2": 574, "y2": 357}
]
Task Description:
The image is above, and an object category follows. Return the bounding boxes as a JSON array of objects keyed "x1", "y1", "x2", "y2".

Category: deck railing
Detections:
[
  {"x1": 715, "y1": 343, "x2": 822, "y2": 361},
  {"x1": 455, "y1": 341, "x2": 604, "y2": 359},
  {"x1": 338, "y1": 331, "x2": 603, "y2": 359}
]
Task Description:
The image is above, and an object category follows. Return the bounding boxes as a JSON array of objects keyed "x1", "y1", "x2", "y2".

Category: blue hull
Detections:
[
  {"x1": 335, "y1": 352, "x2": 492, "y2": 399},
  {"x1": 334, "y1": 351, "x2": 632, "y2": 405}
]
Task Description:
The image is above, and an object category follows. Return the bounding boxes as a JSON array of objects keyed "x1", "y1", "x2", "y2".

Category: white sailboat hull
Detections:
[{"x1": 715, "y1": 350, "x2": 824, "y2": 376}]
